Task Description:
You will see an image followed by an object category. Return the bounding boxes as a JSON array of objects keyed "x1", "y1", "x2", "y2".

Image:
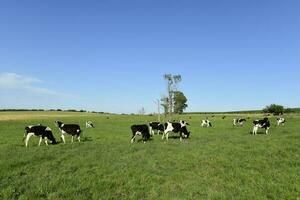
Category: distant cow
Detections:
[
  {"x1": 222, "y1": 116, "x2": 226, "y2": 119},
  {"x1": 24, "y1": 125, "x2": 57, "y2": 147},
  {"x1": 149, "y1": 122, "x2": 165, "y2": 135},
  {"x1": 233, "y1": 118, "x2": 246, "y2": 126},
  {"x1": 201, "y1": 120, "x2": 212, "y2": 127},
  {"x1": 252, "y1": 118, "x2": 270, "y2": 135},
  {"x1": 277, "y1": 118, "x2": 285, "y2": 126},
  {"x1": 55, "y1": 121, "x2": 82, "y2": 143},
  {"x1": 131, "y1": 124, "x2": 151, "y2": 143},
  {"x1": 162, "y1": 120, "x2": 190, "y2": 141},
  {"x1": 86, "y1": 121, "x2": 95, "y2": 128}
]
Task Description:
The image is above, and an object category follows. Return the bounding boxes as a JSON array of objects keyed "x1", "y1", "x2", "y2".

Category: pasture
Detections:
[{"x1": 0, "y1": 112, "x2": 299, "y2": 199}]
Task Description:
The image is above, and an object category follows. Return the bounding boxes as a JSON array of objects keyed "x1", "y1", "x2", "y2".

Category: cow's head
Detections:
[
  {"x1": 55, "y1": 121, "x2": 63, "y2": 128},
  {"x1": 180, "y1": 120, "x2": 189, "y2": 127},
  {"x1": 45, "y1": 127, "x2": 57, "y2": 144}
]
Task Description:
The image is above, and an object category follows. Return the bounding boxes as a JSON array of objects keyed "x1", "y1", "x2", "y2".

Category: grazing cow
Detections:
[
  {"x1": 131, "y1": 124, "x2": 151, "y2": 143},
  {"x1": 24, "y1": 125, "x2": 57, "y2": 147},
  {"x1": 233, "y1": 118, "x2": 246, "y2": 126},
  {"x1": 162, "y1": 120, "x2": 190, "y2": 141},
  {"x1": 252, "y1": 118, "x2": 270, "y2": 135},
  {"x1": 86, "y1": 121, "x2": 95, "y2": 128},
  {"x1": 55, "y1": 121, "x2": 82, "y2": 143},
  {"x1": 277, "y1": 118, "x2": 286, "y2": 126},
  {"x1": 222, "y1": 116, "x2": 226, "y2": 119},
  {"x1": 149, "y1": 122, "x2": 165, "y2": 135},
  {"x1": 201, "y1": 120, "x2": 212, "y2": 127}
]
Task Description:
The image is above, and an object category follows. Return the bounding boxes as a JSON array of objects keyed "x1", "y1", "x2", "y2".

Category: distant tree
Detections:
[
  {"x1": 173, "y1": 91, "x2": 188, "y2": 114},
  {"x1": 160, "y1": 96, "x2": 169, "y2": 117},
  {"x1": 138, "y1": 107, "x2": 146, "y2": 115},
  {"x1": 263, "y1": 104, "x2": 284, "y2": 115},
  {"x1": 163, "y1": 74, "x2": 182, "y2": 119}
]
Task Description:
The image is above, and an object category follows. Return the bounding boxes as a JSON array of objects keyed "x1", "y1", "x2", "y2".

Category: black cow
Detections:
[
  {"x1": 162, "y1": 120, "x2": 190, "y2": 141},
  {"x1": 131, "y1": 124, "x2": 151, "y2": 143},
  {"x1": 233, "y1": 118, "x2": 246, "y2": 126},
  {"x1": 253, "y1": 118, "x2": 270, "y2": 135},
  {"x1": 149, "y1": 122, "x2": 165, "y2": 135},
  {"x1": 55, "y1": 121, "x2": 82, "y2": 143},
  {"x1": 24, "y1": 125, "x2": 57, "y2": 147}
]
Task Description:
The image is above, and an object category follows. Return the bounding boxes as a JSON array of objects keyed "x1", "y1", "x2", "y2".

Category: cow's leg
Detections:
[
  {"x1": 266, "y1": 127, "x2": 269, "y2": 135},
  {"x1": 25, "y1": 133, "x2": 35, "y2": 147},
  {"x1": 149, "y1": 127, "x2": 153, "y2": 136},
  {"x1": 61, "y1": 134, "x2": 66, "y2": 144},
  {"x1": 77, "y1": 135, "x2": 81, "y2": 142},
  {"x1": 179, "y1": 132, "x2": 183, "y2": 142},
  {"x1": 166, "y1": 131, "x2": 169, "y2": 141},
  {"x1": 44, "y1": 137, "x2": 48, "y2": 146},
  {"x1": 38, "y1": 137, "x2": 43, "y2": 146},
  {"x1": 131, "y1": 134, "x2": 136, "y2": 143},
  {"x1": 253, "y1": 126, "x2": 258, "y2": 135},
  {"x1": 162, "y1": 132, "x2": 165, "y2": 140},
  {"x1": 71, "y1": 136, "x2": 74, "y2": 143}
]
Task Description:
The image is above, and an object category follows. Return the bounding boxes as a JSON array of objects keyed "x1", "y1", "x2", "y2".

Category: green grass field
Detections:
[{"x1": 0, "y1": 112, "x2": 299, "y2": 199}]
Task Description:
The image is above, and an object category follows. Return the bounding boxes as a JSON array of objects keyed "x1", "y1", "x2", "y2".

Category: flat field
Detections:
[{"x1": 0, "y1": 112, "x2": 299, "y2": 199}]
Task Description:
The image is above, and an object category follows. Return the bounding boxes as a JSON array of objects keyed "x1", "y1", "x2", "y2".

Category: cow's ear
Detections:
[{"x1": 186, "y1": 123, "x2": 190, "y2": 125}]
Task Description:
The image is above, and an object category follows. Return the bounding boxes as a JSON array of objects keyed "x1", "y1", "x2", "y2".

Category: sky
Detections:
[{"x1": 0, "y1": 0, "x2": 299, "y2": 113}]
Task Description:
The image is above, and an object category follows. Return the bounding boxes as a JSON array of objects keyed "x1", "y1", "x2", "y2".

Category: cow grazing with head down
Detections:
[
  {"x1": 86, "y1": 121, "x2": 95, "y2": 128},
  {"x1": 131, "y1": 124, "x2": 151, "y2": 143},
  {"x1": 149, "y1": 122, "x2": 165, "y2": 135},
  {"x1": 55, "y1": 121, "x2": 82, "y2": 143},
  {"x1": 24, "y1": 125, "x2": 57, "y2": 147},
  {"x1": 277, "y1": 118, "x2": 285, "y2": 126},
  {"x1": 233, "y1": 118, "x2": 246, "y2": 126},
  {"x1": 162, "y1": 120, "x2": 190, "y2": 142},
  {"x1": 252, "y1": 118, "x2": 270, "y2": 135},
  {"x1": 201, "y1": 120, "x2": 212, "y2": 127}
]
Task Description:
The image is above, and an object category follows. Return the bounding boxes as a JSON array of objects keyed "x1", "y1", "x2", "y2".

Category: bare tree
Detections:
[
  {"x1": 137, "y1": 107, "x2": 146, "y2": 115},
  {"x1": 154, "y1": 99, "x2": 161, "y2": 122}
]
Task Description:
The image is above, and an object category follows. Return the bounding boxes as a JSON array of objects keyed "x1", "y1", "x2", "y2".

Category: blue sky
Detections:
[{"x1": 0, "y1": 0, "x2": 299, "y2": 113}]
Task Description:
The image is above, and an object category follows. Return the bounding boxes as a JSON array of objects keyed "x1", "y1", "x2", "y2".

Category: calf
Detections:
[
  {"x1": 162, "y1": 120, "x2": 190, "y2": 141},
  {"x1": 55, "y1": 121, "x2": 82, "y2": 143},
  {"x1": 252, "y1": 118, "x2": 270, "y2": 135},
  {"x1": 201, "y1": 120, "x2": 212, "y2": 127},
  {"x1": 277, "y1": 118, "x2": 285, "y2": 126},
  {"x1": 149, "y1": 122, "x2": 165, "y2": 135},
  {"x1": 233, "y1": 118, "x2": 246, "y2": 126},
  {"x1": 24, "y1": 125, "x2": 57, "y2": 147},
  {"x1": 131, "y1": 124, "x2": 151, "y2": 143},
  {"x1": 86, "y1": 121, "x2": 95, "y2": 128}
]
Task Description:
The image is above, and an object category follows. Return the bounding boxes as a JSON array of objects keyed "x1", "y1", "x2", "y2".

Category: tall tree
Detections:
[
  {"x1": 173, "y1": 91, "x2": 188, "y2": 114},
  {"x1": 163, "y1": 74, "x2": 182, "y2": 118}
]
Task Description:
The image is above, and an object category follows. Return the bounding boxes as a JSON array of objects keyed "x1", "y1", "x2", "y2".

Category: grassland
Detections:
[{"x1": 0, "y1": 111, "x2": 299, "y2": 199}]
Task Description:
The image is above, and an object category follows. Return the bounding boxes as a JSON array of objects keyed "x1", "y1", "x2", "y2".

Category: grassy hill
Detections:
[{"x1": 0, "y1": 112, "x2": 299, "y2": 199}]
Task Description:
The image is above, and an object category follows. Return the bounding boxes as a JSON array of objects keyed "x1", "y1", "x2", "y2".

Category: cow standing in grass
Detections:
[
  {"x1": 162, "y1": 120, "x2": 190, "y2": 142},
  {"x1": 201, "y1": 120, "x2": 212, "y2": 127},
  {"x1": 252, "y1": 118, "x2": 270, "y2": 135},
  {"x1": 233, "y1": 118, "x2": 246, "y2": 126},
  {"x1": 277, "y1": 118, "x2": 286, "y2": 126},
  {"x1": 149, "y1": 122, "x2": 165, "y2": 135},
  {"x1": 131, "y1": 124, "x2": 151, "y2": 143},
  {"x1": 86, "y1": 121, "x2": 95, "y2": 128},
  {"x1": 55, "y1": 121, "x2": 82, "y2": 143},
  {"x1": 24, "y1": 125, "x2": 57, "y2": 147}
]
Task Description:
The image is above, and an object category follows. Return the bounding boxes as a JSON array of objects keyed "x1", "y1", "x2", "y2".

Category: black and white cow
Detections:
[
  {"x1": 130, "y1": 124, "x2": 151, "y2": 143},
  {"x1": 233, "y1": 118, "x2": 246, "y2": 126},
  {"x1": 24, "y1": 125, "x2": 57, "y2": 147},
  {"x1": 252, "y1": 118, "x2": 271, "y2": 135},
  {"x1": 86, "y1": 121, "x2": 95, "y2": 128},
  {"x1": 277, "y1": 118, "x2": 285, "y2": 126},
  {"x1": 149, "y1": 122, "x2": 165, "y2": 135},
  {"x1": 162, "y1": 120, "x2": 190, "y2": 141},
  {"x1": 55, "y1": 121, "x2": 82, "y2": 143},
  {"x1": 201, "y1": 120, "x2": 212, "y2": 127}
]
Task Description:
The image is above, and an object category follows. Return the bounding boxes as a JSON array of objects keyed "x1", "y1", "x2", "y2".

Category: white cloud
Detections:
[{"x1": 0, "y1": 72, "x2": 64, "y2": 96}]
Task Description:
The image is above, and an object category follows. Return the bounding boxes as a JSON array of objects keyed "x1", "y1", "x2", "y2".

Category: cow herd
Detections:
[
  {"x1": 131, "y1": 117, "x2": 286, "y2": 143},
  {"x1": 23, "y1": 121, "x2": 94, "y2": 147},
  {"x1": 23, "y1": 117, "x2": 286, "y2": 146}
]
